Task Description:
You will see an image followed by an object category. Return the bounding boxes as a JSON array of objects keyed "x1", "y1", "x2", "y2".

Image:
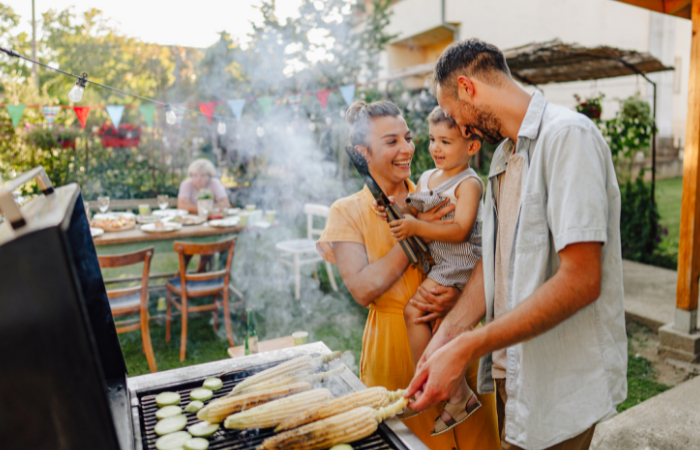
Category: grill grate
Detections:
[{"x1": 138, "y1": 368, "x2": 407, "y2": 450}]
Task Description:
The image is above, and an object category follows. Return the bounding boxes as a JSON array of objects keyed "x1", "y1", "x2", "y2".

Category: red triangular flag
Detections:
[
  {"x1": 316, "y1": 89, "x2": 331, "y2": 109},
  {"x1": 199, "y1": 102, "x2": 216, "y2": 124},
  {"x1": 74, "y1": 106, "x2": 90, "y2": 129}
]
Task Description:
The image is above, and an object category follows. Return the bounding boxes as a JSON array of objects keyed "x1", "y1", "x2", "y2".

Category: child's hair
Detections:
[
  {"x1": 346, "y1": 100, "x2": 402, "y2": 148},
  {"x1": 428, "y1": 106, "x2": 483, "y2": 143}
]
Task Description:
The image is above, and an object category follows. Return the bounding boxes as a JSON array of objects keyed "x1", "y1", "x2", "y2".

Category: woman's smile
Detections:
[{"x1": 392, "y1": 158, "x2": 412, "y2": 171}]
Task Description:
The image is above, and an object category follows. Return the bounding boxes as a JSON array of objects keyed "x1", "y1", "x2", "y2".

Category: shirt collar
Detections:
[{"x1": 518, "y1": 91, "x2": 547, "y2": 140}]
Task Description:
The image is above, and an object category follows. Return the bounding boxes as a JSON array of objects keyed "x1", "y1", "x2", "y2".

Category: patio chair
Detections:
[
  {"x1": 165, "y1": 236, "x2": 237, "y2": 361},
  {"x1": 275, "y1": 203, "x2": 338, "y2": 300},
  {"x1": 97, "y1": 247, "x2": 157, "y2": 373}
]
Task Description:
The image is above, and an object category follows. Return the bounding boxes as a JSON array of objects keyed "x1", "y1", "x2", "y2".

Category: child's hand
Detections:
[
  {"x1": 373, "y1": 196, "x2": 395, "y2": 222},
  {"x1": 389, "y1": 214, "x2": 417, "y2": 241}
]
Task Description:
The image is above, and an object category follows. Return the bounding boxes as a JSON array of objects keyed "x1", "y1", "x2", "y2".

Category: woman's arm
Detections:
[
  {"x1": 389, "y1": 179, "x2": 481, "y2": 243},
  {"x1": 333, "y1": 241, "x2": 410, "y2": 307},
  {"x1": 177, "y1": 197, "x2": 198, "y2": 214}
]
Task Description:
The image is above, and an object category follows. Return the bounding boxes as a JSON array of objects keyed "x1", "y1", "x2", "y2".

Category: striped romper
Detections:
[{"x1": 405, "y1": 168, "x2": 484, "y2": 290}]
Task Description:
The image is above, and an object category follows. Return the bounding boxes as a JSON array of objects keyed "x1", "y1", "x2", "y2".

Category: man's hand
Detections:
[
  {"x1": 410, "y1": 285, "x2": 460, "y2": 325},
  {"x1": 405, "y1": 334, "x2": 473, "y2": 411},
  {"x1": 389, "y1": 215, "x2": 417, "y2": 241}
]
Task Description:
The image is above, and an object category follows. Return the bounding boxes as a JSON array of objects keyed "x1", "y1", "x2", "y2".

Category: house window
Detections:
[{"x1": 674, "y1": 57, "x2": 682, "y2": 94}]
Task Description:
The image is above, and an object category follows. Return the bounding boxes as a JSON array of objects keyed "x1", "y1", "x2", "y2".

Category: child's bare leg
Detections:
[{"x1": 404, "y1": 279, "x2": 437, "y2": 370}]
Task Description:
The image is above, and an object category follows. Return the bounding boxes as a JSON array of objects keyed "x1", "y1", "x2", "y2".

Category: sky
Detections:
[{"x1": 6, "y1": 0, "x2": 304, "y2": 48}]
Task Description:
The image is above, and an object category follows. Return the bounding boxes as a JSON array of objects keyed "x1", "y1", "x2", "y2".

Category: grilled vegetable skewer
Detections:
[
  {"x1": 257, "y1": 398, "x2": 408, "y2": 450},
  {"x1": 275, "y1": 387, "x2": 404, "y2": 432}
]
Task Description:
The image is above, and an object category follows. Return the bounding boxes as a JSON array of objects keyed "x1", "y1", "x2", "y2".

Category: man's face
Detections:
[{"x1": 436, "y1": 81, "x2": 505, "y2": 145}]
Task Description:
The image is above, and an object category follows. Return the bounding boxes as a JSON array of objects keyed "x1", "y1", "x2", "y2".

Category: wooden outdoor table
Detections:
[{"x1": 227, "y1": 336, "x2": 296, "y2": 358}]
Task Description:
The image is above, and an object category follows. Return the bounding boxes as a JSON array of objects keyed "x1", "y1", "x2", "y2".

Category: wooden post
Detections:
[{"x1": 676, "y1": 0, "x2": 700, "y2": 333}]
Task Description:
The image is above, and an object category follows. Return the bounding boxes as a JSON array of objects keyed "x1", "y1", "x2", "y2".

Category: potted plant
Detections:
[
  {"x1": 97, "y1": 122, "x2": 142, "y2": 147},
  {"x1": 27, "y1": 127, "x2": 80, "y2": 150},
  {"x1": 196, "y1": 189, "x2": 214, "y2": 217}
]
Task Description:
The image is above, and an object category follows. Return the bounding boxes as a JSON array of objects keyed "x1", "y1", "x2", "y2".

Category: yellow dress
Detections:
[{"x1": 318, "y1": 184, "x2": 500, "y2": 450}]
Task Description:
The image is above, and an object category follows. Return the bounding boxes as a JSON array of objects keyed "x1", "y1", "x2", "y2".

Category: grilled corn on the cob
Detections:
[
  {"x1": 257, "y1": 398, "x2": 408, "y2": 450},
  {"x1": 234, "y1": 365, "x2": 346, "y2": 396},
  {"x1": 223, "y1": 388, "x2": 333, "y2": 430},
  {"x1": 197, "y1": 382, "x2": 312, "y2": 423},
  {"x1": 274, "y1": 387, "x2": 404, "y2": 432}
]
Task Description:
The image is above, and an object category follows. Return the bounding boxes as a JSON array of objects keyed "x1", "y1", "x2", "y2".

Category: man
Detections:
[{"x1": 405, "y1": 38, "x2": 627, "y2": 450}]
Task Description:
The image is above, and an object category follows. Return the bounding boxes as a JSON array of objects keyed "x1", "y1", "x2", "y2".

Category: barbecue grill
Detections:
[{"x1": 0, "y1": 167, "x2": 427, "y2": 450}]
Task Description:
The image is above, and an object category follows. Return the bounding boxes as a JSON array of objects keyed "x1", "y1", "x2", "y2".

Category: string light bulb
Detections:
[
  {"x1": 69, "y1": 72, "x2": 88, "y2": 103},
  {"x1": 165, "y1": 104, "x2": 177, "y2": 125},
  {"x1": 217, "y1": 121, "x2": 227, "y2": 135}
]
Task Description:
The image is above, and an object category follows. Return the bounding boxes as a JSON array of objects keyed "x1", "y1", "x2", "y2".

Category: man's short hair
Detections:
[{"x1": 432, "y1": 38, "x2": 511, "y2": 96}]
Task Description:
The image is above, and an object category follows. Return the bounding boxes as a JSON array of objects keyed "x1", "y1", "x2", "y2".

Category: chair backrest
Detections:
[
  {"x1": 97, "y1": 247, "x2": 153, "y2": 301},
  {"x1": 303, "y1": 203, "x2": 330, "y2": 240},
  {"x1": 173, "y1": 236, "x2": 237, "y2": 283}
]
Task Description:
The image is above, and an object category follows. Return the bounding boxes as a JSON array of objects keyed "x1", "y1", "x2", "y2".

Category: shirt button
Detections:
[{"x1": 496, "y1": 166, "x2": 501, "y2": 171}]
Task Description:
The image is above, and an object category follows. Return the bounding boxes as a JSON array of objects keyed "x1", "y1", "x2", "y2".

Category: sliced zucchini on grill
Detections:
[
  {"x1": 184, "y1": 437, "x2": 210, "y2": 450},
  {"x1": 155, "y1": 431, "x2": 191, "y2": 450},
  {"x1": 189, "y1": 388, "x2": 213, "y2": 402},
  {"x1": 155, "y1": 415, "x2": 188, "y2": 436},
  {"x1": 185, "y1": 401, "x2": 204, "y2": 413},
  {"x1": 202, "y1": 377, "x2": 223, "y2": 391},
  {"x1": 156, "y1": 405, "x2": 182, "y2": 420},
  {"x1": 187, "y1": 421, "x2": 220, "y2": 437},
  {"x1": 330, "y1": 445, "x2": 354, "y2": 450},
  {"x1": 156, "y1": 392, "x2": 181, "y2": 407}
]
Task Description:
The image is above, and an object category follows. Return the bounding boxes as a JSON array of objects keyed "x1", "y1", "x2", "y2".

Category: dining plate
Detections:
[
  {"x1": 169, "y1": 214, "x2": 206, "y2": 226},
  {"x1": 153, "y1": 209, "x2": 188, "y2": 217},
  {"x1": 136, "y1": 214, "x2": 161, "y2": 224},
  {"x1": 90, "y1": 227, "x2": 105, "y2": 237},
  {"x1": 208, "y1": 217, "x2": 240, "y2": 228},
  {"x1": 141, "y1": 222, "x2": 183, "y2": 233}
]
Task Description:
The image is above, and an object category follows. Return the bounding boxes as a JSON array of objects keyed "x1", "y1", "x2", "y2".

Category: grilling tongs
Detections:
[{"x1": 345, "y1": 146, "x2": 434, "y2": 267}]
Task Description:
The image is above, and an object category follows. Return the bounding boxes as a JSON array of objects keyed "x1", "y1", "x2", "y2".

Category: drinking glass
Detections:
[
  {"x1": 97, "y1": 196, "x2": 110, "y2": 213},
  {"x1": 157, "y1": 194, "x2": 169, "y2": 211}
]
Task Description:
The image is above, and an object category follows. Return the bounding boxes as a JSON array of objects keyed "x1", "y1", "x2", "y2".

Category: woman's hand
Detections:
[
  {"x1": 416, "y1": 198, "x2": 454, "y2": 224},
  {"x1": 409, "y1": 285, "x2": 460, "y2": 325},
  {"x1": 389, "y1": 215, "x2": 417, "y2": 241},
  {"x1": 373, "y1": 197, "x2": 394, "y2": 222}
]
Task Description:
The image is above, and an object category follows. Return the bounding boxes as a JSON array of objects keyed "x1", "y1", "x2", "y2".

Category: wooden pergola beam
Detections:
[{"x1": 675, "y1": 0, "x2": 700, "y2": 333}]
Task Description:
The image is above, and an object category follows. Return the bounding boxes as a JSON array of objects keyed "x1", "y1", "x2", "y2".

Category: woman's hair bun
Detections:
[{"x1": 346, "y1": 100, "x2": 367, "y2": 126}]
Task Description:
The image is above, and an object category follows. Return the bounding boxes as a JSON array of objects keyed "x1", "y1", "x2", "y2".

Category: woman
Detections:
[
  {"x1": 177, "y1": 159, "x2": 231, "y2": 214},
  {"x1": 317, "y1": 101, "x2": 500, "y2": 449}
]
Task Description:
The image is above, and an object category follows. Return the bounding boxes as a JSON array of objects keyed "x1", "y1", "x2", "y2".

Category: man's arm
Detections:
[{"x1": 406, "y1": 242, "x2": 602, "y2": 410}]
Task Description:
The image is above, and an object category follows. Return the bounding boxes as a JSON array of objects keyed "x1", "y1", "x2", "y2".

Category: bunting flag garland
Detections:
[
  {"x1": 42, "y1": 106, "x2": 60, "y2": 129},
  {"x1": 228, "y1": 99, "x2": 246, "y2": 120},
  {"x1": 288, "y1": 94, "x2": 302, "y2": 112},
  {"x1": 339, "y1": 84, "x2": 356, "y2": 106},
  {"x1": 316, "y1": 89, "x2": 331, "y2": 109},
  {"x1": 174, "y1": 104, "x2": 185, "y2": 125},
  {"x1": 6, "y1": 104, "x2": 26, "y2": 129},
  {"x1": 257, "y1": 96, "x2": 273, "y2": 117},
  {"x1": 106, "y1": 105, "x2": 125, "y2": 128},
  {"x1": 139, "y1": 104, "x2": 156, "y2": 127},
  {"x1": 73, "y1": 106, "x2": 90, "y2": 129},
  {"x1": 199, "y1": 102, "x2": 216, "y2": 123}
]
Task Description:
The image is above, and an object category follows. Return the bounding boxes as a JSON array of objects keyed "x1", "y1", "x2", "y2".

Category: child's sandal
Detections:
[{"x1": 430, "y1": 391, "x2": 482, "y2": 436}]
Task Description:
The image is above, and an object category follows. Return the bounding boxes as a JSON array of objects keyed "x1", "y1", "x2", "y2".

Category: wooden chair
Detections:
[
  {"x1": 98, "y1": 247, "x2": 157, "y2": 373},
  {"x1": 165, "y1": 237, "x2": 237, "y2": 361}
]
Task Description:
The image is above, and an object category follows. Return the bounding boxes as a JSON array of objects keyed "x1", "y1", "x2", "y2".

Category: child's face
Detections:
[{"x1": 428, "y1": 122, "x2": 480, "y2": 171}]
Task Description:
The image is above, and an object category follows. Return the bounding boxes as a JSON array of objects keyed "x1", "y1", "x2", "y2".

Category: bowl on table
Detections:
[{"x1": 169, "y1": 215, "x2": 206, "y2": 226}]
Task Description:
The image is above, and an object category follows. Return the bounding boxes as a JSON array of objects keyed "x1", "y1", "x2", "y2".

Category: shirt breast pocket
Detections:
[{"x1": 516, "y1": 192, "x2": 549, "y2": 252}]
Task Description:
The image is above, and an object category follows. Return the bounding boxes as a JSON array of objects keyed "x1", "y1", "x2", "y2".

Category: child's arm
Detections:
[{"x1": 389, "y1": 178, "x2": 482, "y2": 243}]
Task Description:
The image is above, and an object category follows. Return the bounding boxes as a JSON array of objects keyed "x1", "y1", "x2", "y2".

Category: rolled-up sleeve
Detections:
[
  {"x1": 545, "y1": 125, "x2": 609, "y2": 252},
  {"x1": 316, "y1": 200, "x2": 365, "y2": 264}
]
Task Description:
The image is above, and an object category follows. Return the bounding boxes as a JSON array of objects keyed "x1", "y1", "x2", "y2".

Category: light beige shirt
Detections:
[{"x1": 492, "y1": 143, "x2": 523, "y2": 379}]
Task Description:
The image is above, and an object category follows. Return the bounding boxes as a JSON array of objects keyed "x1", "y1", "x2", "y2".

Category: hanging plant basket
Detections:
[{"x1": 97, "y1": 122, "x2": 142, "y2": 148}]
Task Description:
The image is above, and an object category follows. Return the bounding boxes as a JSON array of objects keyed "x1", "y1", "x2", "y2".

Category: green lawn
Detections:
[{"x1": 655, "y1": 177, "x2": 683, "y2": 254}]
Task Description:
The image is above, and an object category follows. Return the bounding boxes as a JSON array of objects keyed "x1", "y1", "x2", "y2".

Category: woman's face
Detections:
[
  {"x1": 360, "y1": 115, "x2": 415, "y2": 185},
  {"x1": 191, "y1": 172, "x2": 211, "y2": 190}
]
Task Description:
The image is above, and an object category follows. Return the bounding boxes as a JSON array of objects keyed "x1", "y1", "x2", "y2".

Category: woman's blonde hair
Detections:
[
  {"x1": 346, "y1": 100, "x2": 402, "y2": 148},
  {"x1": 187, "y1": 158, "x2": 217, "y2": 178}
]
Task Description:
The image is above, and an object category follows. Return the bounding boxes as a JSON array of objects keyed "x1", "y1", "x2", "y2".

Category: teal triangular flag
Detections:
[
  {"x1": 106, "y1": 105, "x2": 125, "y2": 128},
  {"x1": 257, "y1": 96, "x2": 273, "y2": 117},
  {"x1": 6, "y1": 104, "x2": 26, "y2": 129},
  {"x1": 228, "y1": 99, "x2": 246, "y2": 120},
  {"x1": 139, "y1": 104, "x2": 156, "y2": 127},
  {"x1": 339, "y1": 84, "x2": 356, "y2": 106}
]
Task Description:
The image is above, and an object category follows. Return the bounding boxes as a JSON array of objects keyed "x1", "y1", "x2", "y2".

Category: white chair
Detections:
[{"x1": 276, "y1": 204, "x2": 339, "y2": 299}]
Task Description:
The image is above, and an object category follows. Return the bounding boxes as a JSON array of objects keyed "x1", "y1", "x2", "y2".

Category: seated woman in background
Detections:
[{"x1": 177, "y1": 159, "x2": 231, "y2": 214}]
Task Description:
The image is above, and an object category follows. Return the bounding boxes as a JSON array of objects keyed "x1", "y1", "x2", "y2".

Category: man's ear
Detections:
[{"x1": 457, "y1": 75, "x2": 476, "y2": 100}]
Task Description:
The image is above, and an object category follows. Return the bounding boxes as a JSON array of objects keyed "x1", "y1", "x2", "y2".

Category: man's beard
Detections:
[{"x1": 460, "y1": 102, "x2": 504, "y2": 145}]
